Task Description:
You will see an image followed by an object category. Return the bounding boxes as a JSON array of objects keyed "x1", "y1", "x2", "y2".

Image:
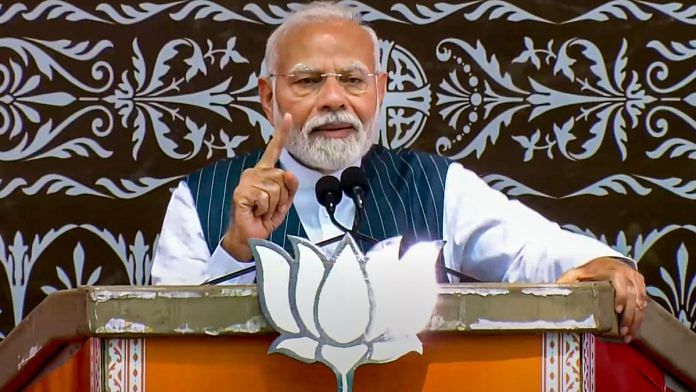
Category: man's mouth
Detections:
[{"x1": 311, "y1": 122, "x2": 356, "y2": 138}]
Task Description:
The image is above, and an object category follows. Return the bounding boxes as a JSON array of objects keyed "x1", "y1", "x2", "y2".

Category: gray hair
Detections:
[{"x1": 263, "y1": 1, "x2": 382, "y2": 75}]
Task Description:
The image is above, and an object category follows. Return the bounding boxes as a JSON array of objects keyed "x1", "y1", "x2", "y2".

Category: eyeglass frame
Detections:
[{"x1": 267, "y1": 70, "x2": 381, "y2": 97}]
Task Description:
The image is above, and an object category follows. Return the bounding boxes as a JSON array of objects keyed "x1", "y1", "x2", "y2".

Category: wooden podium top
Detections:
[{"x1": 1, "y1": 282, "x2": 694, "y2": 390}]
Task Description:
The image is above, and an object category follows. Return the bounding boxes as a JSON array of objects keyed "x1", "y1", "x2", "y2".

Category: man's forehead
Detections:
[{"x1": 275, "y1": 21, "x2": 376, "y2": 70}]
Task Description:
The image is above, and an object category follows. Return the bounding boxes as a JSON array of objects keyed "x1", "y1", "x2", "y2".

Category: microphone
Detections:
[
  {"x1": 340, "y1": 167, "x2": 369, "y2": 211},
  {"x1": 315, "y1": 176, "x2": 343, "y2": 215},
  {"x1": 314, "y1": 175, "x2": 377, "y2": 248}
]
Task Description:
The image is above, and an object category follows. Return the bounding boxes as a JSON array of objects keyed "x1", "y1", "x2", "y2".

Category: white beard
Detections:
[{"x1": 274, "y1": 101, "x2": 377, "y2": 172}]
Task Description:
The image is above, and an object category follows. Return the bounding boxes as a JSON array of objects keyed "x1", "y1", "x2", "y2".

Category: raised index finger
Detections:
[{"x1": 257, "y1": 112, "x2": 293, "y2": 168}]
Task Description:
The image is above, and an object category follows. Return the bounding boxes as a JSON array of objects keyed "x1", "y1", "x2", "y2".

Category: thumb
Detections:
[{"x1": 556, "y1": 268, "x2": 580, "y2": 284}]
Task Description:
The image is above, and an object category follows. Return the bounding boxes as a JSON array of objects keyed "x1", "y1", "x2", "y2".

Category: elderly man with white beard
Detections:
[{"x1": 151, "y1": 1, "x2": 648, "y2": 343}]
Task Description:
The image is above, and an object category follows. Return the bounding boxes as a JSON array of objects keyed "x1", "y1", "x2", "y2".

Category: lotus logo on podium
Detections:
[{"x1": 250, "y1": 234, "x2": 443, "y2": 392}]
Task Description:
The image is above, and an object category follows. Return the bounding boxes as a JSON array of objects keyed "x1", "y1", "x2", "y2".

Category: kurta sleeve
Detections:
[{"x1": 442, "y1": 163, "x2": 629, "y2": 283}]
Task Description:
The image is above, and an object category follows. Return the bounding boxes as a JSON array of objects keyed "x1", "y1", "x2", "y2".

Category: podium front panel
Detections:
[
  {"x1": 24, "y1": 333, "x2": 583, "y2": 391},
  {"x1": 25, "y1": 332, "x2": 688, "y2": 392},
  {"x1": 5, "y1": 285, "x2": 694, "y2": 391}
]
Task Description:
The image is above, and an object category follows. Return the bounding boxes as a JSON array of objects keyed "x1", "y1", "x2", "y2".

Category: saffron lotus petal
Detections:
[
  {"x1": 317, "y1": 240, "x2": 371, "y2": 344},
  {"x1": 252, "y1": 243, "x2": 299, "y2": 334},
  {"x1": 271, "y1": 336, "x2": 319, "y2": 363},
  {"x1": 291, "y1": 240, "x2": 325, "y2": 338}
]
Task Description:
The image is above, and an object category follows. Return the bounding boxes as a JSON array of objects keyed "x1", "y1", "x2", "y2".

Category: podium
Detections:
[{"x1": 1, "y1": 283, "x2": 694, "y2": 391}]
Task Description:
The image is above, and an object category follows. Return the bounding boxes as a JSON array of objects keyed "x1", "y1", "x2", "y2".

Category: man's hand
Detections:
[
  {"x1": 557, "y1": 257, "x2": 648, "y2": 344},
  {"x1": 221, "y1": 113, "x2": 299, "y2": 261}
]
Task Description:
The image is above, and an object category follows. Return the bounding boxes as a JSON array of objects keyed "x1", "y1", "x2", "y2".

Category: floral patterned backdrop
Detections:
[{"x1": 0, "y1": 0, "x2": 695, "y2": 340}]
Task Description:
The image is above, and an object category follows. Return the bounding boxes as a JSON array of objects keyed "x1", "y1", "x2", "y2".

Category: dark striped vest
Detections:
[{"x1": 187, "y1": 145, "x2": 452, "y2": 256}]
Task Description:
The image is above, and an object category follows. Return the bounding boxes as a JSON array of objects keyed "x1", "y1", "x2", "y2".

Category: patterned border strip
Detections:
[
  {"x1": 1, "y1": 1, "x2": 695, "y2": 26},
  {"x1": 90, "y1": 338, "x2": 102, "y2": 392},
  {"x1": 582, "y1": 333, "x2": 595, "y2": 392},
  {"x1": 562, "y1": 333, "x2": 582, "y2": 391},
  {"x1": 543, "y1": 332, "x2": 560, "y2": 392},
  {"x1": 543, "y1": 332, "x2": 582, "y2": 392},
  {"x1": 106, "y1": 338, "x2": 145, "y2": 392}
]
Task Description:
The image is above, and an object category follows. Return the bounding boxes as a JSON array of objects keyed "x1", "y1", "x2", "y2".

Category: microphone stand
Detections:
[
  {"x1": 442, "y1": 265, "x2": 479, "y2": 283},
  {"x1": 202, "y1": 265, "x2": 256, "y2": 285},
  {"x1": 315, "y1": 211, "x2": 378, "y2": 249},
  {"x1": 351, "y1": 198, "x2": 362, "y2": 231},
  {"x1": 202, "y1": 212, "x2": 371, "y2": 285}
]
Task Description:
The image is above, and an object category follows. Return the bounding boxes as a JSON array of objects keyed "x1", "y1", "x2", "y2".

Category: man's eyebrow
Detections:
[
  {"x1": 338, "y1": 62, "x2": 369, "y2": 73},
  {"x1": 288, "y1": 63, "x2": 318, "y2": 73},
  {"x1": 286, "y1": 62, "x2": 370, "y2": 74}
]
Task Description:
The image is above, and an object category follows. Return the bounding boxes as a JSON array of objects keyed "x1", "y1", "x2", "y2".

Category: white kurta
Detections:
[{"x1": 151, "y1": 149, "x2": 626, "y2": 285}]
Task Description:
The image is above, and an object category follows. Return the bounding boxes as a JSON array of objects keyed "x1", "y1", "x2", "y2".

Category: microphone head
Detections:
[
  {"x1": 340, "y1": 166, "x2": 369, "y2": 197},
  {"x1": 315, "y1": 175, "x2": 342, "y2": 210}
]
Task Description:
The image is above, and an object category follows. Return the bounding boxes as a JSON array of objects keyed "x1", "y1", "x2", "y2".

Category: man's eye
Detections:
[
  {"x1": 341, "y1": 76, "x2": 364, "y2": 85},
  {"x1": 295, "y1": 76, "x2": 322, "y2": 85}
]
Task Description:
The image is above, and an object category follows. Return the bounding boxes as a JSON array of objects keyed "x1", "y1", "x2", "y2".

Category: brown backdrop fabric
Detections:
[{"x1": 0, "y1": 0, "x2": 695, "y2": 339}]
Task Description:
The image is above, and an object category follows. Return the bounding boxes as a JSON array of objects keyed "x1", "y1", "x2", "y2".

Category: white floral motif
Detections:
[
  {"x1": 81, "y1": 225, "x2": 158, "y2": 285},
  {"x1": 436, "y1": 37, "x2": 695, "y2": 168},
  {"x1": 0, "y1": 226, "x2": 78, "y2": 326},
  {"x1": 105, "y1": 37, "x2": 256, "y2": 160},
  {"x1": 40, "y1": 243, "x2": 102, "y2": 294},
  {"x1": 647, "y1": 243, "x2": 696, "y2": 329},
  {"x1": 379, "y1": 40, "x2": 431, "y2": 149}
]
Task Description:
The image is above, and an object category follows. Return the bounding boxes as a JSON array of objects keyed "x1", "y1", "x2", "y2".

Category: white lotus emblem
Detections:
[{"x1": 250, "y1": 235, "x2": 443, "y2": 392}]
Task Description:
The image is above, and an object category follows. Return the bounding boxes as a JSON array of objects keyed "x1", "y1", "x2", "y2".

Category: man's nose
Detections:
[{"x1": 315, "y1": 76, "x2": 347, "y2": 111}]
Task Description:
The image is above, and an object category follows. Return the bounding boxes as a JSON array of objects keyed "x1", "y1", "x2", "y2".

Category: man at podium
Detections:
[{"x1": 151, "y1": 1, "x2": 647, "y2": 344}]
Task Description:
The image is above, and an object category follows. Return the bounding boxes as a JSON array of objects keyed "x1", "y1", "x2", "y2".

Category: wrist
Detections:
[{"x1": 221, "y1": 228, "x2": 253, "y2": 262}]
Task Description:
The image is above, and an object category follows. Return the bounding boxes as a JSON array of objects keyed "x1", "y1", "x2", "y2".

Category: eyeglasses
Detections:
[{"x1": 269, "y1": 70, "x2": 378, "y2": 97}]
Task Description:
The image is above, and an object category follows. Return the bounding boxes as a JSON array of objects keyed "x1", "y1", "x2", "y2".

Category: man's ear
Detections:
[
  {"x1": 258, "y1": 77, "x2": 274, "y2": 123},
  {"x1": 376, "y1": 72, "x2": 388, "y2": 108}
]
